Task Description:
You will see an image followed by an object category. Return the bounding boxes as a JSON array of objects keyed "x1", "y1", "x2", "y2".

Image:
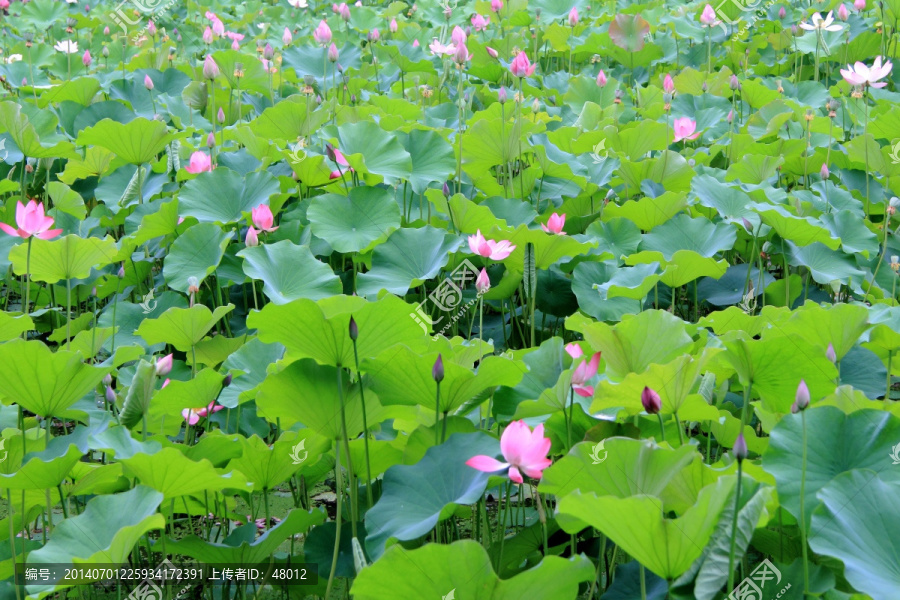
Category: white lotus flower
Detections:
[
  {"x1": 799, "y1": 11, "x2": 843, "y2": 32},
  {"x1": 5, "y1": 54, "x2": 23, "y2": 64},
  {"x1": 54, "y1": 40, "x2": 79, "y2": 54}
]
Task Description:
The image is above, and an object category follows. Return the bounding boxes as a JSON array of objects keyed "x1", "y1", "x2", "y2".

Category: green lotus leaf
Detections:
[
  {"x1": 762, "y1": 407, "x2": 900, "y2": 528},
  {"x1": 571, "y1": 262, "x2": 646, "y2": 322},
  {"x1": 608, "y1": 13, "x2": 650, "y2": 52},
  {"x1": 818, "y1": 209, "x2": 880, "y2": 257},
  {"x1": 0, "y1": 313, "x2": 33, "y2": 342},
  {"x1": 601, "y1": 191, "x2": 689, "y2": 231},
  {"x1": 162, "y1": 222, "x2": 231, "y2": 293},
  {"x1": 8, "y1": 235, "x2": 118, "y2": 284},
  {"x1": 356, "y1": 226, "x2": 462, "y2": 296},
  {"x1": 307, "y1": 187, "x2": 400, "y2": 253},
  {"x1": 227, "y1": 431, "x2": 331, "y2": 491},
  {"x1": 397, "y1": 129, "x2": 456, "y2": 195},
  {"x1": 785, "y1": 241, "x2": 866, "y2": 287},
  {"x1": 0, "y1": 340, "x2": 109, "y2": 417},
  {"x1": 332, "y1": 121, "x2": 412, "y2": 182},
  {"x1": 591, "y1": 355, "x2": 704, "y2": 416},
  {"x1": 120, "y1": 447, "x2": 253, "y2": 500},
  {"x1": 78, "y1": 117, "x2": 183, "y2": 165},
  {"x1": 777, "y1": 302, "x2": 870, "y2": 362},
  {"x1": 238, "y1": 241, "x2": 342, "y2": 304},
  {"x1": 135, "y1": 305, "x2": 234, "y2": 352},
  {"x1": 751, "y1": 203, "x2": 841, "y2": 250},
  {"x1": 639, "y1": 214, "x2": 737, "y2": 260},
  {"x1": 248, "y1": 96, "x2": 329, "y2": 142},
  {"x1": 178, "y1": 168, "x2": 279, "y2": 224},
  {"x1": 0, "y1": 101, "x2": 77, "y2": 159}
]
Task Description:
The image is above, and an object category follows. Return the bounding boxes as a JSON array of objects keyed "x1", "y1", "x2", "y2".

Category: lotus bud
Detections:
[
  {"x1": 432, "y1": 354, "x2": 445, "y2": 383},
  {"x1": 102, "y1": 46, "x2": 109, "y2": 58},
  {"x1": 596, "y1": 69, "x2": 607, "y2": 87},
  {"x1": 203, "y1": 55, "x2": 219, "y2": 79},
  {"x1": 217, "y1": 107, "x2": 225, "y2": 123},
  {"x1": 701, "y1": 81, "x2": 708, "y2": 92},
  {"x1": 476, "y1": 268, "x2": 490, "y2": 294},
  {"x1": 641, "y1": 386, "x2": 661, "y2": 414},
  {"x1": 144, "y1": 75, "x2": 154, "y2": 90},
  {"x1": 742, "y1": 218, "x2": 753, "y2": 232},
  {"x1": 82, "y1": 50, "x2": 92, "y2": 67},
  {"x1": 207, "y1": 132, "x2": 215, "y2": 148},
  {"x1": 264, "y1": 43, "x2": 274, "y2": 60},
  {"x1": 283, "y1": 27, "x2": 293, "y2": 45},
  {"x1": 442, "y1": 181, "x2": 450, "y2": 197},
  {"x1": 838, "y1": 3, "x2": 849, "y2": 19},
  {"x1": 328, "y1": 42, "x2": 339, "y2": 62},
  {"x1": 105, "y1": 385, "x2": 116, "y2": 404},
  {"x1": 245, "y1": 227, "x2": 259, "y2": 247},
  {"x1": 117, "y1": 264, "x2": 125, "y2": 279},
  {"x1": 663, "y1": 73, "x2": 674, "y2": 93},
  {"x1": 390, "y1": 18, "x2": 398, "y2": 33},
  {"x1": 727, "y1": 109, "x2": 733, "y2": 122},
  {"x1": 148, "y1": 20, "x2": 157, "y2": 36},
  {"x1": 778, "y1": 5, "x2": 786, "y2": 17},
  {"x1": 349, "y1": 315, "x2": 358, "y2": 341},
  {"x1": 487, "y1": 46, "x2": 498, "y2": 58},
  {"x1": 498, "y1": 87, "x2": 507, "y2": 103},
  {"x1": 531, "y1": 98, "x2": 540, "y2": 113},
  {"x1": 22, "y1": 78, "x2": 27, "y2": 87},
  {"x1": 733, "y1": 433, "x2": 748, "y2": 462},
  {"x1": 156, "y1": 353, "x2": 173, "y2": 377},
  {"x1": 793, "y1": 379, "x2": 810, "y2": 412},
  {"x1": 104, "y1": 25, "x2": 110, "y2": 35},
  {"x1": 223, "y1": 373, "x2": 233, "y2": 387},
  {"x1": 820, "y1": 163, "x2": 829, "y2": 179},
  {"x1": 103, "y1": 373, "x2": 113, "y2": 386},
  {"x1": 854, "y1": 0, "x2": 865, "y2": 9},
  {"x1": 730, "y1": 74, "x2": 740, "y2": 90},
  {"x1": 491, "y1": 0, "x2": 502, "y2": 12},
  {"x1": 370, "y1": 28, "x2": 380, "y2": 42},
  {"x1": 326, "y1": 144, "x2": 337, "y2": 162}
]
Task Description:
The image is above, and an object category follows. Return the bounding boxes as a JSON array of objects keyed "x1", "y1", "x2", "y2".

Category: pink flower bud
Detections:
[
  {"x1": 641, "y1": 386, "x2": 661, "y2": 414},
  {"x1": 390, "y1": 18, "x2": 398, "y2": 33},
  {"x1": 596, "y1": 69, "x2": 607, "y2": 87},
  {"x1": 144, "y1": 75, "x2": 154, "y2": 90},
  {"x1": 217, "y1": 107, "x2": 225, "y2": 123},
  {"x1": 328, "y1": 42, "x2": 339, "y2": 62},
  {"x1": 283, "y1": 27, "x2": 293, "y2": 45},
  {"x1": 778, "y1": 6, "x2": 786, "y2": 18},
  {"x1": 207, "y1": 132, "x2": 215, "y2": 148},
  {"x1": 568, "y1": 6, "x2": 579, "y2": 26},
  {"x1": 820, "y1": 163, "x2": 829, "y2": 179},
  {"x1": 104, "y1": 25, "x2": 110, "y2": 35},
  {"x1": 148, "y1": 20, "x2": 157, "y2": 36},
  {"x1": 156, "y1": 354, "x2": 173, "y2": 377},
  {"x1": 838, "y1": 3, "x2": 849, "y2": 19},
  {"x1": 663, "y1": 73, "x2": 674, "y2": 93},
  {"x1": 203, "y1": 26, "x2": 214, "y2": 44},
  {"x1": 245, "y1": 227, "x2": 259, "y2": 247},
  {"x1": 486, "y1": 46, "x2": 498, "y2": 58},
  {"x1": 203, "y1": 55, "x2": 219, "y2": 79},
  {"x1": 491, "y1": 0, "x2": 502, "y2": 12},
  {"x1": 82, "y1": 50, "x2": 92, "y2": 67}
]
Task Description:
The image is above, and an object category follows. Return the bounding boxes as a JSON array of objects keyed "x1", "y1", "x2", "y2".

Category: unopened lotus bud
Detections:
[
  {"x1": 349, "y1": 315, "x2": 358, "y2": 341},
  {"x1": 217, "y1": 107, "x2": 225, "y2": 123},
  {"x1": 826, "y1": 343, "x2": 837, "y2": 363},
  {"x1": 820, "y1": 164, "x2": 829, "y2": 179},
  {"x1": 223, "y1": 373, "x2": 233, "y2": 387},
  {"x1": 103, "y1": 373, "x2": 113, "y2": 386},
  {"x1": 793, "y1": 379, "x2": 810, "y2": 412},
  {"x1": 117, "y1": 264, "x2": 125, "y2": 278},
  {"x1": 701, "y1": 81, "x2": 708, "y2": 92},
  {"x1": 102, "y1": 46, "x2": 110, "y2": 58},
  {"x1": 105, "y1": 385, "x2": 116, "y2": 404},
  {"x1": 104, "y1": 25, "x2": 110, "y2": 35},
  {"x1": 144, "y1": 74, "x2": 154, "y2": 90},
  {"x1": 432, "y1": 354, "x2": 444, "y2": 383},
  {"x1": 733, "y1": 433, "x2": 748, "y2": 462},
  {"x1": 742, "y1": 218, "x2": 753, "y2": 232},
  {"x1": 264, "y1": 43, "x2": 274, "y2": 60},
  {"x1": 207, "y1": 132, "x2": 215, "y2": 148},
  {"x1": 778, "y1": 5, "x2": 786, "y2": 18},
  {"x1": 442, "y1": 181, "x2": 450, "y2": 197},
  {"x1": 730, "y1": 74, "x2": 740, "y2": 90},
  {"x1": 531, "y1": 98, "x2": 540, "y2": 113},
  {"x1": 156, "y1": 353, "x2": 173, "y2": 377},
  {"x1": 498, "y1": 87, "x2": 507, "y2": 103},
  {"x1": 641, "y1": 386, "x2": 661, "y2": 414}
]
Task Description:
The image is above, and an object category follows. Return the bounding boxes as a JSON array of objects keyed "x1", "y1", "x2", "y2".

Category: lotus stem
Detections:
[
  {"x1": 7, "y1": 490, "x2": 20, "y2": 600},
  {"x1": 656, "y1": 413, "x2": 666, "y2": 443},
  {"x1": 673, "y1": 410, "x2": 685, "y2": 445},
  {"x1": 434, "y1": 380, "x2": 441, "y2": 446},
  {"x1": 726, "y1": 462, "x2": 743, "y2": 592},
  {"x1": 335, "y1": 365, "x2": 357, "y2": 539},
  {"x1": 23, "y1": 237, "x2": 32, "y2": 325},
  {"x1": 351, "y1": 337, "x2": 374, "y2": 508},
  {"x1": 639, "y1": 563, "x2": 647, "y2": 600},
  {"x1": 325, "y1": 439, "x2": 343, "y2": 600},
  {"x1": 799, "y1": 410, "x2": 810, "y2": 596},
  {"x1": 65, "y1": 277, "x2": 72, "y2": 352}
]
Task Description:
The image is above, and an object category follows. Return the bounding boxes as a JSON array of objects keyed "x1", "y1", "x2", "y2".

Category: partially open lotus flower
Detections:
[
  {"x1": 251, "y1": 204, "x2": 278, "y2": 233},
  {"x1": 509, "y1": 51, "x2": 536, "y2": 77},
  {"x1": 570, "y1": 351, "x2": 601, "y2": 397},
  {"x1": 466, "y1": 420, "x2": 552, "y2": 483},
  {"x1": 840, "y1": 56, "x2": 892, "y2": 88},
  {"x1": 672, "y1": 117, "x2": 700, "y2": 142},
  {"x1": 541, "y1": 213, "x2": 566, "y2": 235},
  {"x1": 0, "y1": 200, "x2": 63, "y2": 240},
  {"x1": 182, "y1": 402, "x2": 225, "y2": 425},
  {"x1": 185, "y1": 151, "x2": 212, "y2": 174},
  {"x1": 467, "y1": 230, "x2": 516, "y2": 260}
]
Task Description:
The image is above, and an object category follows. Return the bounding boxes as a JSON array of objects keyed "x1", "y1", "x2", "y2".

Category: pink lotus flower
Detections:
[
  {"x1": 567, "y1": 7, "x2": 579, "y2": 26},
  {"x1": 451, "y1": 25, "x2": 466, "y2": 46},
  {"x1": 471, "y1": 14, "x2": 490, "y2": 31},
  {"x1": 854, "y1": 0, "x2": 865, "y2": 9},
  {"x1": 82, "y1": 50, "x2": 91, "y2": 67},
  {"x1": 541, "y1": 212, "x2": 566, "y2": 235},
  {"x1": 148, "y1": 20, "x2": 157, "y2": 36},
  {"x1": 182, "y1": 402, "x2": 225, "y2": 425},
  {"x1": 245, "y1": 227, "x2": 259, "y2": 247},
  {"x1": 143, "y1": 75, "x2": 154, "y2": 91},
  {"x1": 0, "y1": 200, "x2": 63, "y2": 240},
  {"x1": 454, "y1": 42, "x2": 471, "y2": 64},
  {"x1": 203, "y1": 55, "x2": 219, "y2": 79},
  {"x1": 468, "y1": 230, "x2": 516, "y2": 260},
  {"x1": 490, "y1": 0, "x2": 502, "y2": 12},
  {"x1": 466, "y1": 420, "x2": 552, "y2": 483},
  {"x1": 700, "y1": 3, "x2": 719, "y2": 26},
  {"x1": 476, "y1": 268, "x2": 490, "y2": 294},
  {"x1": 429, "y1": 39, "x2": 457, "y2": 56},
  {"x1": 840, "y1": 56, "x2": 892, "y2": 88},
  {"x1": 672, "y1": 117, "x2": 700, "y2": 142},
  {"x1": 205, "y1": 10, "x2": 218, "y2": 20},
  {"x1": 390, "y1": 18, "x2": 398, "y2": 33},
  {"x1": 837, "y1": 3, "x2": 849, "y2": 20},
  {"x1": 570, "y1": 351, "x2": 601, "y2": 397},
  {"x1": 663, "y1": 73, "x2": 674, "y2": 94},
  {"x1": 212, "y1": 18, "x2": 225, "y2": 37},
  {"x1": 486, "y1": 46, "x2": 498, "y2": 59},
  {"x1": 412, "y1": 39, "x2": 420, "y2": 47},
  {"x1": 596, "y1": 69, "x2": 607, "y2": 87},
  {"x1": 251, "y1": 205, "x2": 278, "y2": 232},
  {"x1": 509, "y1": 51, "x2": 536, "y2": 77},
  {"x1": 778, "y1": 6, "x2": 786, "y2": 18},
  {"x1": 314, "y1": 20, "x2": 332, "y2": 45},
  {"x1": 328, "y1": 42, "x2": 339, "y2": 62},
  {"x1": 156, "y1": 354, "x2": 173, "y2": 377},
  {"x1": 185, "y1": 151, "x2": 212, "y2": 174},
  {"x1": 283, "y1": 27, "x2": 293, "y2": 45},
  {"x1": 202, "y1": 26, "x2": 213, "y2": 43}
]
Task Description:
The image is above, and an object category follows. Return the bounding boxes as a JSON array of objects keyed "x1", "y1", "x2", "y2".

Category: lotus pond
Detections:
[{"x1": 0, "y1": 0, "x2": 899, "y2": 598}]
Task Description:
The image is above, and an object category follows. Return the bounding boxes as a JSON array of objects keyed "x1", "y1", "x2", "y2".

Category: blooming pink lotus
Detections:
[
  {"x1": 466, "y1": 420, "x2": 552, "y2": 483},
  {"x1": 185, "y1": 151, "x2": 212, "y2": 174},
  {"x1": 468, "y1": 230, "x2": 516, "y2": 260},
  {"x1": 672, "y1": 117, "x2": 700, "y2": 142},
  {"x1": 182, "y1": 402, "x2": 225, "y2": 425},
  {"x1": 541, "y1": 213, "x2": 566, "y2": 235},
  {"x1": 568, "y1": 347, "x2": 601, "y2": 397},
  {"x1": 471, "y1": 14, "x2": 489, "y2": 31},
  {"x1": 840, "y1": 56, "x2": 892, "y2": 88},
  {"x1": 212, "y1": 18, "x2": 225, "y2": 37},
  {"x1": 0, "y1": 200, "x2": 63, "y2": 240},
  {"x1": 699, "y1": 3, "x2": 719, "y2": 26},
  {"x1": 509, "y1": 51, "x2": 536, "y2": 77},
  {"x1": 314, "y1": 20, "x2": 332, "y2": 45},
  {"x1": 429, "y1": 39, "x2": 456, "y2": 56},
  {"x1": 251, "y1": 204, "x2": 278, "y2": 233}
]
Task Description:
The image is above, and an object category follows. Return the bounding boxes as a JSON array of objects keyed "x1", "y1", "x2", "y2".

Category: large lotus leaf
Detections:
[
  {"x1": 720, "y1": 336, "x2": 838, "y2": 413},
  {"x1": 777, "y1": 302, "x2": 870, "y2": 362},
  {"x1": 178, "y1": 169, "x2": 279, "y2": 224},
  {"x1": 397, "y1": 129, "x2": 456, "y2": 195},
  {"x1": 333, "y1": 121, "x2": 412, "y2": 182},
  {"x1": 540, "y1": 438, "x2": 697, "y2": 501},
  {"x1": 8, "y1": 235, "x2": 117, "y2": 284},
  {"x1": 144, "y1": 368, "x2": 227, "y2": 434},
  {"x1": 566, "y1": 310, "x2": 694, "y2": 380},
  {"x1": 227, "y1": 432, "x2": 331, "y2": 491},
  {"x1": 165, "y1": 508, "x2": 326, "y2": 563},
  {"x1": 492, "y1": 224, "x2": 596, "y2": 271},
  {"x1": 601, "y1": 192, "x2": 689, "y2": 232},
  {"x1": 584, "y1": 218, "x2": 642, "y2": 261},
  {"x1": 238, "y1": 241, "x2": 342, "y2": 304},
  {"x1": 248, "y1": 96, "x2": 329, "y2": 141},
  {"x1": 751, "y1": 203, "x2": 840, "y2": 250},
  {"x1": 249, "y1": 295, "x2": 424, "y2": 366},
  {"x1": 639, "y1": 214, "x2": 736, "y2": 260},
  {"x1": 785, "y1": 241, "x2": 866, "y2": 287},
  {"x1": 556, "y1": 481, "x2": 730, "y2": 580},
  {"x1": 77, "y1": 118, "x2": 182, "y2": 165},
  {"x1": 0, "y1": 432, "x2": 85, "y2": 490},
  {"x1": 356, "y1": 226, "x2": 463, "y2": 296},
  {"x1": 608, "y1": 13, "x2": 650, "y2": 52},
  {"x1": 162, "y1": 222, "x2": 230, "y2": 293},
  {"x1": 570, "y1": 261, "x2": 645, "y2": 322},
  {"x1": 591, "y1": 355, "x2": 704, "y2": 416},
  {"x1": 0, "y1": 313, "x2": 33, "y2": 342},
  {"x1": 120, "y1": 447, "x2": 252, "y2": 500},
  {"x1": 0, "y1": 340, "x2": 109, "y2": 417},
  {"x1": 808, "y1": 470, "x2": 900, "y2": 600},
  {"x1": 364, "y1": 347, "x2": 524, "y2": 413},
  {"x1": 762, "y1": 407, "x2": 900, "y2": 528},
  {"x1": 256, "y1": 358, "x2": 382, "y2": 440},
  {"x1": 691, "y1": 175, "x2": 758, "y2": 226},
  {"x1": 818, "y1": 210, "x2": 880, "y2": 257},
  {"x1": 0, "y1": 101, "x2": 76, "y2": 158},
  {"x1": 19, "y1": 0, "x2": 68, "y2": 31},
  {"x1": 88, "y1": 425, "x2": 162, "y2": 460},
  {"x1": 135, "y1": 305, "x2": 234, "y2": 352},
  {"x1": 353, "y1": 540, "x2": 593, "y2": 600},
  {"x1": 591, "y1": 262, "x2": 661, "y2": 301},
  {"x1": 307, "y1": 187, "x2": 401, "y2": 253},
  {"x1": 219, "y1": 338, "x2": 285, "y2": 408},
  {"x1": 25, "y1": 486, "x2": 164, "y2": 593},
  {"x1": 628, "y1": 250, "x2": 729, "y2": 288},
  {"x1": 697, "y1": 263, "x2": 774, "y2": 306},
  {"x1": 364, "y1": 432, "x2": 496, "y2": 559}
]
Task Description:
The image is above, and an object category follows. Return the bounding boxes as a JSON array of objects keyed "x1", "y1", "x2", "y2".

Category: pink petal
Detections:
[
  {"x1": 565, "y1": 343, "x2": 583, "y2": 359},
  {"x1": 500, "y1": 420, "x2": 532, "y2": 465},
  {"x1": 466, "y1": 455, "x2": 509, "y2": 472},
  {"x1": 36, "y1": 229, "x2": 63, "y2": 240},
  {"x1": 573, "y1": 384, "x2": 594, "y2": 397},
  {"x1": 508, "y1": 466, "x2": 523, "y2": 483},
  {"x1": 0, "y1": 222, "x2": 21, "y2": 237}
]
